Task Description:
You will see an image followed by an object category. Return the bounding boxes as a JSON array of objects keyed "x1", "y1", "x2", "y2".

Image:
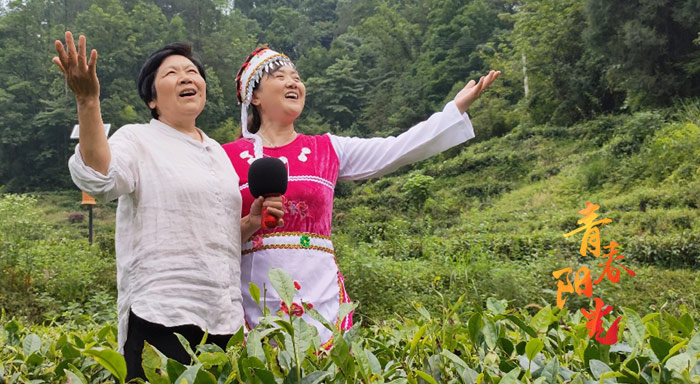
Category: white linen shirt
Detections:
[{"x1": 68, "y1": 119, "x2": 244, "y2": 353}]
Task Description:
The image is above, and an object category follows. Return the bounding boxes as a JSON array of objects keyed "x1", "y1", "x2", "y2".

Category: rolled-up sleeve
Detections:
[
  {"x1": 68, "y1": 126, "x2": 138, "y2": 202},
  {"x1": 330, "y1": 100, "x2": 475, "y2": 181}
]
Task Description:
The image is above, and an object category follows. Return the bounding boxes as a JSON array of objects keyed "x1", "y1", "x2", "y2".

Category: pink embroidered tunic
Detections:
[{"x1": 223, "y1": 101, "x2": 474, "y2": 345}]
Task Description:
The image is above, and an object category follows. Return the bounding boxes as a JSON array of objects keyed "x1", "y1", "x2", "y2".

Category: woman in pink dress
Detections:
[{"x1": 222, "y1": 47, "x2": 499, "y2": 347}]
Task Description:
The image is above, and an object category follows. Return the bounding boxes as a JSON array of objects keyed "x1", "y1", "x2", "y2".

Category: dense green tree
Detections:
[
  {"x1": 0, "y1": 0, "x2": 698, "y2": 190},
  {"x1": 585, "y1": 0, "x2": 700, "y2": 109}
]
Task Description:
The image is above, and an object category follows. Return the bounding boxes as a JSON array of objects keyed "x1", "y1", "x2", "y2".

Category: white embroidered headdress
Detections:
[{"x1": 236, "y1": 47, "x2": 295, "y2": 159}]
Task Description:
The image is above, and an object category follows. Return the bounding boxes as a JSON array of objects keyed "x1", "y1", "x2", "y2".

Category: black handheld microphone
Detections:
[{"x1": 248, "y1": 157, "x2": 288, "y2": 229}]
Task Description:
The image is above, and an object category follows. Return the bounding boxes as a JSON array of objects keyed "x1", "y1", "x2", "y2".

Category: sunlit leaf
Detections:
[
  {"x1": 414, "y1": 369, "x2": 438, "y2": 384},
  {"x1": 22, "y1": 334, "x2": 41, "y2": 356},
  {"x1": 83, "y1": 348, "x2": 127, "y2": 384},
  {"x1": 268, "y1": 268, "x2": 295, "y2": 308},
  {"x1": 526, "y1": 339, "x2": 544, "y2": 362}
]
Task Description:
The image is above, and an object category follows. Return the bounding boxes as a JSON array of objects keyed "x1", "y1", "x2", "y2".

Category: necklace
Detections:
[{"x1": 259, "y1": 130, "x2": 297, "y2": 148}]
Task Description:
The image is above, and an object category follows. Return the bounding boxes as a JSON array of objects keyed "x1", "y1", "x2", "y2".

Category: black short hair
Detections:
[{"x1": 137, "y1": 42, "x2": 207, "y2": 119}]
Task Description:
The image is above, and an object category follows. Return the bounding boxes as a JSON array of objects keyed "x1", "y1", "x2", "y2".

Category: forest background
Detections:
[{"x1": 1, "y1": 0, "x2": 700, "y2": 382}]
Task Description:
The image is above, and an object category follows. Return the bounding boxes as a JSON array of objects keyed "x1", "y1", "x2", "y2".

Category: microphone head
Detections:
[{"x1": 248, "y1": 157, "x2": 288, "y2": 197}]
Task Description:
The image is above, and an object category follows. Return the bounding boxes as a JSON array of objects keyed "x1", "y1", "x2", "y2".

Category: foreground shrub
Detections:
[
  {"x1": 1, "y1": 269, "x2": 699, "y2": 383},
  {"x1": 0, "y1": 194, "x2": 115, "y2": 321}
]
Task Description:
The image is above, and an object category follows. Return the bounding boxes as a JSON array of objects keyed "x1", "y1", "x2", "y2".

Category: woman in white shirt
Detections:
[
  {"x1": 53, "y1": 32, "x2": 283, "y2": 380},
  {"x1": 222, "y1": 47, "x2": 499, "y2": 347}
]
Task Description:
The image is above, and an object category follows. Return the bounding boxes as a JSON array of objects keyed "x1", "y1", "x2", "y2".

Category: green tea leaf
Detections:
[
  {"x1": 486, "y1": 297, "x2": 507, "y2": 314},
  {"x1": 173, "y1": 363, "x2": 202, "y2": 384},
  {"x1": 664, "y1": 353, "x2": 691, "y2": 374},
  {"x1": 530, "y1": 306, "x2": 553, "y2": 334},
  {"x1": 227, "y1": 326, "x2": 245, "y2": 350},
  {"x1": 330, "y1": 332, "x2": 354, "y2": 377},
  {"x1": 499, "y1": 338, "x2": 515, "y2": 356},
  {"x1": 268, "y1": 268, "x2": 295, "y2": 308},
  {"x1": 441, "y1": 350, "x2": 468, "y2": 369},
  {"x1": 353, "y1": 342, "x2": 371, "y2": 381},
  {"x1": 25, "y1": 352, "x2": 43, "y2": 366},
  {"x1": 622, "y1": 307, "x2": 645, "y2": 348},
  {"x1": 66, "y1": 364, "x2": 88, "y2": 384},
  {"x1": 22, "y1": 334, "x2": 41, "y2": 356},
  {"x1": 195, "y1": 369, "x2": 217, "y2": 384},
  {"x1": 483, "y1": 320, "x2": 498, "y2": 351},
  {"x1": 500, "y1": 367, "x2": 521, "y2": 384},
  {"x1": 173, "y1": 333, "x2": 198, "y2": 364},
  {"x1": 300, "y1": 371, "x2": 331, "y2": 384},
  {"x1": 246, "y1": 330, "x2": 266, "y2": 363},
  {"x1": 250, "y1": 282, "x2": 261, "y2": 305},
  {"x1": 166, "y1": 358, "x2": 187, "y2": 381},
  {"x1": 252, "y1": 368, "x2": 275, "y2": 384},
  {"x1": 679, "y1": 314, "x2": 694, "y2": 335},
  {"x1": 142, "y1": 343, "x2": 170, "y2": 384},
  {"x1": 506, "y1": 315, "x2": 538, "y2": 338},
  {"x1": 414, "y1": 369, "x2": 438, "y2": 384},
  {"x1": 198, "y1": 352, "x2": 229, "y2": 369},
  {"x1": 663, "y1": 313, "x2": 691, "y2": 337},
  {"x1": 304, "y1": 307, "x2": 336, "y2": 332},
  {"x1": 468, "y1": 313, "x2": 483, "y2": 345},
  {"x1": 686, "y1": 332, "x2": 700, "y2": 357},
  {"x1": 526, "y1": 339, "x2": 544, "y2": 362},
  {"x1": 410, "y1": 324, "x2": 429, "y2": 355},
  {"x1": 650, "y1": 336, "x2": 672, "y2": 361},
  {"x1": 83, "y1": 348, "x2": 127, "y2": 384},
  {"x1": 61, "y1": 343, "x2": 81, "y2": 360},
  {"x1": 589, "y1": 359, "x2": 612, "y2": 380},
  {"x1": 540, "y1": 356, "x2": 560, "y2": 384},
  {"x1": 413, "y1": 302, "x2": 431, "y2": 320},
  {"x1": 366, "y1": 349, "x2": 382, "y2": 375},
  {"x1": 338, "y1": 302, "x2": 357, "y2": 325},
  {"x1": 65, "y1": 369, "x2": 87, "y2": 384},
  {"x1": 274, "y1": 319, "x2": 295, "y2": 336}
]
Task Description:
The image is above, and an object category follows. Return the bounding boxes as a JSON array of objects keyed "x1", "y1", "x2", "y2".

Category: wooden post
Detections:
[{"x1": 81, "y1": 191, "x2": 96, "y2": 245}]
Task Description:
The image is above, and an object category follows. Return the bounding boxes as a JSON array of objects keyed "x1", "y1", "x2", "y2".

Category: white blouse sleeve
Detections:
[
  {"x1": 68, "y1": 126, "x2": 139, "y2": 202},
  {"x1": 330, "y1": 100, "x2": 475, "y2": 181}
]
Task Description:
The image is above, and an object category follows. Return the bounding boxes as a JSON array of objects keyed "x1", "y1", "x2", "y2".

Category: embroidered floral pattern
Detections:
[
  {"x1": 300, "y1": 235, "x2": 311, "y2": 248},
  {"x1": 239, "y1": 150, "x2": 255, "y2": 164},
  {"x1": 252, "y1": 235, "x2": 263, "y2": 249},
  {"x1": 286, "y1": 200, "x2": 309, "y2": 218},
  {"x1": 298, "y1": 147, "x2": 311, "y2": 162}
]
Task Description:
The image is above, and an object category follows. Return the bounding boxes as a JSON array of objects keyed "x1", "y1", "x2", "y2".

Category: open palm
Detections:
[
  {"x1": 52, "y1": 31, "x2": 100, "y2": 104},
  {"x1": 454, "y1": 70, "x2": 501, "y2": 114}
]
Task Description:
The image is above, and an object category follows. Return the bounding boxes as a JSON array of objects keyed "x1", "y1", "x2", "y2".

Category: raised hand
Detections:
[
  {"x1": 53, "y1": 31, "x2": 100, "y2": 105},
  {"x1": 454, "y1": 70, "x2": 501, "y2": 114}
]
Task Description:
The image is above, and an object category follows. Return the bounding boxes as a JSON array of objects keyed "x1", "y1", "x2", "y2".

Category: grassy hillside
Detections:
[
  {"x1": 3, "y1": 105, "x2": 699, "y2": 326},
  {"x1": 333, "y1": 106, "x2": 700, "y2": 322}
]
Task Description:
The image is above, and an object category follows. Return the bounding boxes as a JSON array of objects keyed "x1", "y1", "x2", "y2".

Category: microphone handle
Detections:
[{"x1": 261, "y1": 193, "x2": 282, "y2": 229}]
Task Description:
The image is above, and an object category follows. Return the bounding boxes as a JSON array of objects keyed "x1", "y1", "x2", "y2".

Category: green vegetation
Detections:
[
  {"x1": 335, "y1": 106, "x2": 700, "y2": 323},
  {"x1": 2, "y1": 269, "x2": 699, "y2": 384},
  {"x1": 1, "y1": 0, "x2": 700, "y2": 381},
  {"x1": 2, "y1": 0, "x2": 700, "y2": 191},
  {"x1": 2, "y1": 105, "x2": 700, "y2": 381}
]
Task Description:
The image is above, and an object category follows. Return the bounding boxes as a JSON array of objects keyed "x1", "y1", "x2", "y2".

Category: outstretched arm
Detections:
[
  {"x1": 332, "y1": 70, "x2": 501, "y2": 180},
  {"x1": 53, "y1": 31, "x2": 110, "y2": 175}
]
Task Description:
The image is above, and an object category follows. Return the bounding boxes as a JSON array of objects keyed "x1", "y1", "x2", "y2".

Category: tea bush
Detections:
[
  {"x1": 2, "y1": 269, "x2": 699, "y2": 384},
  {"x1": 0, "y1": 194, "x2": 115, "y2": 322}
]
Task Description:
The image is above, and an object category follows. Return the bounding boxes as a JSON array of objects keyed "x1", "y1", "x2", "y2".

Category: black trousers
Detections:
[{"x1": 124, "y1": 310, "x2": 232, "y2": 381}]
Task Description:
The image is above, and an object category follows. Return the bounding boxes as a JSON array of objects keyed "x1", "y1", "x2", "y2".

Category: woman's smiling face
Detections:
[
  {"x1": 251, "y1": 65, "x2": 306, "y2": 124},
  {"x1": 148, "y1": 54, "x2": 207, "y2": 122}
]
